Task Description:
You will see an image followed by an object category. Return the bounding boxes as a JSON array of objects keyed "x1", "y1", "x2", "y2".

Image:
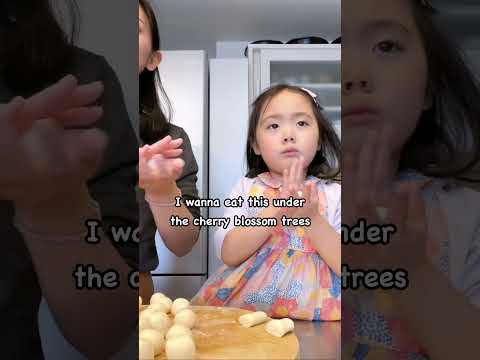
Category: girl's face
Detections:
[
  {"x1": 253, "y1": 90, "x2": 321, "y2": 177},
  {"x1": 342, "y1": 0, "x2": 430, "y2": 154},
  {"x1": 139, "y1": 5, "x2": 161, "y2": 75}
]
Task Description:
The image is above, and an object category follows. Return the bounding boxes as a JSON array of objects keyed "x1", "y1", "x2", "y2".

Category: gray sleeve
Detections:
[
  {"x1": 464, "y1": 224, "x2": 480, "y2": 307},
  {"x1": 170, "y1": 126, "x2": 200, "y2": 220}
]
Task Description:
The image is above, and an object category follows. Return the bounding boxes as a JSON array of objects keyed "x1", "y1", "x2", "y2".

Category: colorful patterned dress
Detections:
[{"x1": 191, "y1": 172, "x2": 341, "y2": 321}]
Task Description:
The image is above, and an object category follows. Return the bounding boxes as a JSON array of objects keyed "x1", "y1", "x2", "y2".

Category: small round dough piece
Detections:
[
  {"x1": 238, "y1": 311, "x2": 268, "y2": 328},
  {"x1": 165, "y1": 335, "x2": 196, "y2": 360},
  {"x1": 140, "y1": 329, "x2": 165, "y2": 355},
  {"x1": 166, "y1": 324, "x2": 193, "y2": 340},
  {"x1": 174, "y1": 308, "x2": 196, "y2": 329},
  {"x1": 157, "y1": 296, "x2": 173, "y2": 313},
  {"x1": 148, "y1": 302, "x2": 169, "y2": 313},
  {"x1": 150, "y1": 292, "x2": 167, "y2": 304},
  {"x1": 265, "y1": 318, "x2": 295, "y2": 337},
  {"x1": 139, "y1": 339, "x2": 155, "y2": 360},
  {"x1": 139, "y1": 316, "x2": 150, "y2": 331},
  {"x1": 150, "y1": 311, "x2": 172, "y2": 333},
  {"x1": 171, "y1": 298, "x2": 190, "y2": 316}
]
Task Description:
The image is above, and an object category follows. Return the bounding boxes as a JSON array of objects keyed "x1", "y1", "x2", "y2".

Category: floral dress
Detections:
[{"x1": 191, "y1": 172, "x2": 341, "y2": 321}]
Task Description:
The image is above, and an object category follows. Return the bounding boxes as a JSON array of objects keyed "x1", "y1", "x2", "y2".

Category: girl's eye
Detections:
[
  {"x1": 297, "y1": 120, "x2": 309, "y2": 127},
  {"x1": 374, "y1": 40, "x2": 403, "y2": 54},
  {"x1": 267, "y1": 123, "x2": 279, "y2": 130}
]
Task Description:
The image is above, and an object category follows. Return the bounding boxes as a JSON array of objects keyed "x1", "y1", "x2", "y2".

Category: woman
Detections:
[
  {"x1": 0, "y1": 1, "x2": 138, "y2": 358},
  {"x1": 138, "y1": 0, "x2": 201, "y2": 303}
]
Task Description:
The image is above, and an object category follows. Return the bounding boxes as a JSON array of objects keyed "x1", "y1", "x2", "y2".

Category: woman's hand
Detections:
[
  {"x1": 138, "y1": 135, "x2": 184, "y2": 199},
  {"x1": 0, "y1": 74, "x2": 107, "y2": 214}
]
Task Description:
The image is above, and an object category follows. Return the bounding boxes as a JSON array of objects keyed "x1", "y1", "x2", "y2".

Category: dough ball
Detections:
[
  {"x1": 139, "y1": 316, "x2": 150, "y2": 331},
  {"x1": 166, "y1": 324, "x2": 193, "y2": 340},
  {"x1": 174, "y1": 309, "x2": 196, "y2": 329},
  {"x1": 150, "y1": 311, "x2": 172, "y2": 333},
  {"x1": 171, "y1": 298, "x2": 190, "y2": 316},
  {"x1": 139, "y1": 339, "x2": 155, "y2": 360},
  {"x1": 148, "y1": 302, "x2": 169, "y2": 313},
  {"x1": 150, "y1": 292, "x2": 167, "y2": 304},
  {"x1": 157, "y1": 296, "x2": 173, "y2": 313},
  {"x1": 165, "y1": 335, "x2": 196, "y2": 360},
  {"x1": 140, "y1": 329, "x2": 165, "y2": 355},
  {"x1": 140, "y1": 309, "x2": 156, "y2": 324}
]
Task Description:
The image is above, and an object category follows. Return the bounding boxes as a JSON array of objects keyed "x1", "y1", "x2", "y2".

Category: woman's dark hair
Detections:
[
  {"x1": 139, "y1": 0, "x2": 172, "y2": 145},
  {"x1": 400, "y1": 0, "x2": 480, "y2": 181},
  {"x1": 246, "y1": 84, "x2": 341, "y2": 180},
  {"x1": 1, "y1": 0, "x2": 79, "y2": 95}
]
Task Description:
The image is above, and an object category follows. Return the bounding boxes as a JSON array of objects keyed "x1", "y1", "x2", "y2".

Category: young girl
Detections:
[
  {"x1": 138, "y1": 0, "x2": 201, "y2": 302},
  {"x1": 342, "y1": 0, "x2": 480, "y2": 359},
  {"x1": 192, "y1": 84, "x2": 342, "y2": 321}
]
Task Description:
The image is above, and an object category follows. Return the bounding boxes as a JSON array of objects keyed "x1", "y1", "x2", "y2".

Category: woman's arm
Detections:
[
  {"x1": 17, "y1": 57, "x2": 139, "y2": 359},
  {"x1": 146, "y1": 181, "x2": 200, "y2": 257},
  {"x1": 144, "y1": 128, "x2": 200, "y2": 257}
]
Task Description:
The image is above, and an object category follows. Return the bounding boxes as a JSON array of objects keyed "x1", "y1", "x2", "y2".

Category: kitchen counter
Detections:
[{"x1": 294, "y1": 320, "x2": 341, "y2": 360}]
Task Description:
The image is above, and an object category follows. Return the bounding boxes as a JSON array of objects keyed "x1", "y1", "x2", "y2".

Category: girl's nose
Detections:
[
  {"x1": 342, "y1": 79, "x2": 373, "y2": 94},
  {"x1": 283, "y1": 135, "x2": 296, "y2": 143}
]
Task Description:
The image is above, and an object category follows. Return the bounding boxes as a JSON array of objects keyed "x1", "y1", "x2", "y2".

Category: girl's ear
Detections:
[
  {"x1": 252, "y1": 141, "x2": 261, "y2": 155},
  {"x1": 146, "y1": 50, "x2": 162, "y2": 71}
]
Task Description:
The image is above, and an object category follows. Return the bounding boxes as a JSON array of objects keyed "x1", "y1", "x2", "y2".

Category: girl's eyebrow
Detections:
[
  {"x1": 261, "y1": 112, "x2": 312, "y2": 124},
  {"x1": 363, "y1": 19, "x2": 410, "y2": 35}
]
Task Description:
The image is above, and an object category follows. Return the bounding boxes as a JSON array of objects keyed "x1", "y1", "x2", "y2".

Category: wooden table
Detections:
[{"x1": 294, "y1": 320, "x2": 341, "y2": 360}]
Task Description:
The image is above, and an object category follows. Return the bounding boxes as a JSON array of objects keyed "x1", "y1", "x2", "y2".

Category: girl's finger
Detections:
[
  {"x1": 310, "y1": 182, "x2": 318, "y2": 205},
  {"x1": 288, "y1": 158, "x2": 297, "y2": 190},
  {"x1": 281, "y1": 168, "x2": 289, "y2": 197},
  {"x1": 296, "y1": 156, "x2": 304, "y2": 190},
  {"x1": 356, "y1": 130, "x2": 378, "y2": 215},
  {"x1": 302, "y1": 181, "x2": 312, "y2": 204},
  {"x1": 405, "y1": 181, "x2": 428, "y2": 240},
  {"x1": 372, "y1": 124, "x2": 394, "y2": 206}
]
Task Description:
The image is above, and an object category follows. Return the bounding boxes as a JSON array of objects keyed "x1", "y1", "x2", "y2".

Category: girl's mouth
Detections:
[
  {"x1": 342, "y1": 105, "x2": 378, "y2": 126},
  {"x1": 281, "y1": 148, "x2": 300, "y2": 157}
]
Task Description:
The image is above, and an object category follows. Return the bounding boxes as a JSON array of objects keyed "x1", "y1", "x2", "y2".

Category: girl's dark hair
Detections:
[
  {"x1": 246, "y1": 84, "x2": 341, "y2": 180},
  {"x1": 1, "y1": 0, "x2": 79, "y2": 95},
  {"x1": 139, "y1": 0, "x2": 172, "y2": 145},
  {"x1": 401, "y1": 0, "x2": 480, "y2": 181}
]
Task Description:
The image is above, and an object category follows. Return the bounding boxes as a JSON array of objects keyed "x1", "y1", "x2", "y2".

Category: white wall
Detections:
[{"x1": 155, "y1": 0, "x2": 341, "y2": 57}]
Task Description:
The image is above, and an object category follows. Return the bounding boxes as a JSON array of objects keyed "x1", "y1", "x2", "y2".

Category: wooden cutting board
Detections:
[{"x1": 142, "y1": 305, "x2": 299, "y2": 360}]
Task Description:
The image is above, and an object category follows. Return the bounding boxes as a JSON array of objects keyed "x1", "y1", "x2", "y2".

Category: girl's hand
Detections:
[
  {"x1": 0, "y1": 74, "x2": 106, "y2": 212},
  {"x1": 138, "y1": 135, "x2": 185, "y2": 199},
  {"x1": 343, "y1": 125, "x2": 431, "y2": 272}
]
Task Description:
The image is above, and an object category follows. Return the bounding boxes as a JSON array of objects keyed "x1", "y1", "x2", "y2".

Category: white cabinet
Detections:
[{"x1": 247, "y1": 44, "x2": 341, "y2": 136}]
